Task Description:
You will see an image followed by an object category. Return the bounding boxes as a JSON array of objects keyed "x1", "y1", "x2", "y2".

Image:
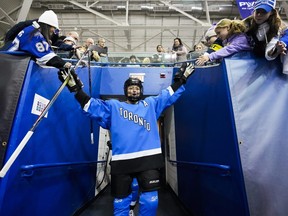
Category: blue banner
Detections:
[{"x1": 236, "y1": 0, "x2": 255, "y2": 18}]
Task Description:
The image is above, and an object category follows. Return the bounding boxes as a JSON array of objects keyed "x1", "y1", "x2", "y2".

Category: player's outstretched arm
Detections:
[
  {"x1": 58, "y1": 68, "x2": 90, "y2": 108},
  {"x1": 171, "y1": 62, "x2": 195, "y2": 91}
]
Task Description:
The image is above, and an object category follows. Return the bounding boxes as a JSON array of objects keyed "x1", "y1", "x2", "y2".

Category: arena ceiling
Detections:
[{"x1": 1, "y1": 0, "x2": 288, "y2": 52}]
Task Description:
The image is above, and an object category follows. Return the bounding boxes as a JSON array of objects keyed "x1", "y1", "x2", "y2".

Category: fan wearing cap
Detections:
[
  {"x1": 202, "y1": 25, "x2": 223, "y2": 54},
  {"x1": 243, "y1": 0, "x2": 284, "y2": 57},
  {"x1": 5, "y1": 10, "x2": 72, "y2": 69},
  {"x1": 196, "y1": 19, "x2": 251, "y2": 66},
  {"x1": 57, "y1": 36, "x2": 82, "y2": 59}
]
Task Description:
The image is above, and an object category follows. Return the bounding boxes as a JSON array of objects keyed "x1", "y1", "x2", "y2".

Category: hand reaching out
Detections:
[
  {"x1": 268, "y1": 41, "x2": 287, "y2": 58},
  {"x1": 275, "y1": 41, "x2": 286, "y2": 56},
  {"x1": 195, "y1": 55, "x2": 210, "y2": 66},
  {"x1": 58, "y1": 68, "x2": 84, "y2": 93}
]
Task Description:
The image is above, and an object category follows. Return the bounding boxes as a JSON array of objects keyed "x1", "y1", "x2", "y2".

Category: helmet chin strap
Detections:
[{"x1": 127, "y1": 95, "x2": 140, "y2": 103}]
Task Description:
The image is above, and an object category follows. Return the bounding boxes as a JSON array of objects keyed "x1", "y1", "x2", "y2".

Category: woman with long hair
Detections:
[
  {"x1": 243, "y1": 0, "x2": 284, "y2": 57},
  {"x1": 196, "y1": 18, "x2": 251, "y2": 66},
  {"x1": 4, "y1": 10, "x2": 71, "y2": 69},
  {"x1": 171, "y1": 37, "x2": 188, "y2": 62}
]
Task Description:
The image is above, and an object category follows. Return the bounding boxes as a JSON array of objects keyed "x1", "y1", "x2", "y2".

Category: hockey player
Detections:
[
  {"x1": 4, "y1": 10, "x2": 71, "y2": 69},
  {"x1": 58, "y1": 63, "x2": 195, "y2": 216}
]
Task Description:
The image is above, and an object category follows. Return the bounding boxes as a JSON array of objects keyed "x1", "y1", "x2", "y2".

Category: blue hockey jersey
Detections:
[
  {"x1": 83, "y1": 85, "x2": 185, "y2": 174},
  {"x1": 7, "y1": 25, "x2": 57, "y2": 65}
]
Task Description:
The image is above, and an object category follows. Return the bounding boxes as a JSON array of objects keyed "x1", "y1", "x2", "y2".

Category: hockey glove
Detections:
[
  {"x1": 173, "y1": 62, "x2": 187, "y2": 82},
  {"x1": 58, "y1": 68, "x2": 84, "y2": 93},
  {"x1": 182, "y1": 63, "x2": 195, "y2": 82}
]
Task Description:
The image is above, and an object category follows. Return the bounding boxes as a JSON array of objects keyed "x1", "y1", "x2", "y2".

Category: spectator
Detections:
[
  {"x1": 152, "y1": 45, "x2": 166, "y2": 63},
  {"x1": 52, "y1": 31, "x2": 80, "y2": 54},
  {"x1": 187, "y1": 42, "x2": 206, "y2": 61},
  {"x1": 129, "y1": 55, "x2": 137, "y2": 63},
  {"x1": 193, "y1": 43, "x2": 205, "y2": 52},
  {"x1": 127, "y1": 55, "x2": 140, "y2": 67},
  {"x1": 156, "y1": 44, "x2": 165, "y2": 53},
  {"x1": 78, "y1": 37, "x2": 95, "y2": 55},
  {"x1": 67, "y1": 31, "x2": 79, "y2": 43},
  {"x1": 196, "y1": 18, "x2": 251, "y2": 66},
  {"x1": 78, "y1": 38, "x2": 100, "y2": 62},
  {"x1": 171, "y1": 37, "x2": 188, "y2": 62},
  {"x1": 3, "y1": 10, "x2": 71, "y2": 69},
  {"x1": 242, "y1": 0, "x2": 283, "y2": 57},
  {"x1": 202, "y1": 25, "x2": 223, "y2": 54},
  {"x1": 142, "y1": 57, "x2": 151, "y2": 66},
  {"x1": 92, "y1": 37, "x2": 108, "y2": 62},
  {"x1": 265, "y1": 28, "x2": 288, "y2": 74},
  {"x1": 58, "y1": 62, "x2": 195, "y2": 216},
  {"x1": 59, "y1": 36, "x2": 80, "y2": 59}
]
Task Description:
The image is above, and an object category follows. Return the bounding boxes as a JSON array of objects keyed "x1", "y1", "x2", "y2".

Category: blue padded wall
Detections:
[
  {"x1": 100, "y1": 66, "x2": 173, "y2": 96},
  {"x1": 225, "y1": 57, "x2": 288, "y2": 216},
  {"x1": 0, "y1": 60, "x2": 100, "y2": 216},
  {"x1": 173, "y1": 63, "x2": 249, "y2": 216}
]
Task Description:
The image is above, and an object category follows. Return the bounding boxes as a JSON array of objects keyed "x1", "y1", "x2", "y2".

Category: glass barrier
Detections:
[{"x1": 54, "y1": 50, "x2": 179, "y2": 67}]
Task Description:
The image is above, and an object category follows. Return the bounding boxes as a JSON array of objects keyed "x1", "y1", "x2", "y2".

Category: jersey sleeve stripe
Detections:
[{"x1": 36, "y1": 52, "x2": 57, "y2": 64}]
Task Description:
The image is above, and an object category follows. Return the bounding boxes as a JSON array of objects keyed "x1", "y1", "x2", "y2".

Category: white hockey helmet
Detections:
[{"x1": 38, "y1": 10, "x2": 59, "y2": 29}]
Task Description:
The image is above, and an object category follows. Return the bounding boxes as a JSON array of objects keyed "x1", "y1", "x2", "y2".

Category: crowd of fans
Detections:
[
  {"x1": 0, "y1": 0, "x2": 286, "y2": 69},
  {"x1": 52, "y1": 0, "x2": 285, "y2": 68}
]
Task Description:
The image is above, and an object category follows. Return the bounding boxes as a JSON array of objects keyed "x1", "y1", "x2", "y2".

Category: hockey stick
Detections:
[{"x1": 0, "y1": 72, "x2": 70, "y2": 178}]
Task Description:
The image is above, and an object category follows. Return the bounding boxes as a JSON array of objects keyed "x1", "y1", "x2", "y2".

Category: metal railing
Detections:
[
  {"x1": 169, "y1": 160, "x2": 231, "y2": 176},
  {"x1": 21, "y1": 160, "x2": 106, "y2": 177}
]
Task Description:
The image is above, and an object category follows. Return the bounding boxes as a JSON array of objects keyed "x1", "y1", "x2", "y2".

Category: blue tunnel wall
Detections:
[
  {"x1": 0, "y1": 58, "x2": 101, "y2": 216},
  {"x1": 173, "y1": 63, "x2": 249, "y2": 216}
]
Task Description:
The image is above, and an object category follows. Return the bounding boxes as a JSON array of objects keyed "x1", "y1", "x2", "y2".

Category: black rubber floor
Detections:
[{"x1": 76, "y1": 184, "x2": 193, "y2": 216}]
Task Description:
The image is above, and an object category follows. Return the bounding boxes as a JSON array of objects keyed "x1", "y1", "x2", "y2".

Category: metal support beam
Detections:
[
  {"x1": 125, "y1": 0, "x2": 129, "y2": 26},
  {"x1": 131, "y1": 30, "x2": 164, "y2": 51},
  {"x1": 159, "y1": 0, "x2": 211, "y2": 27},
  {"x1": 86, "y1": 1, "x2": 99, "y2": 8},
  {"x1": 0, "y1": 8, "x2": 15, "y2": 26},
  {"x1": 59, "y1": 24, "x2": 207, "y2": 30},
  {"x1": 203, "y1": 0, "x2": 211, "y2": 24},
  {"x1": 88, "y1": 30, "x2": 128, "y2": 50},
  {"x1": 17, "y1": 0, "x2": 33, "y2": 22},
  {"x1": 69, "y1": 0, "x2": 124, "y2": 26},
  {"x1": 0, "y1": 20, "x2": 11, "y2": 26}
]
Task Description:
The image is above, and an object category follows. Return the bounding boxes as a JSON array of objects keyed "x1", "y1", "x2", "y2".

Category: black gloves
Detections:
[
  {"x1": 174, "y1": 62, "x2": 195, "y2": 83},
  {"x1": 58, "y1": 68, "x2": 84, "y2": 92}
]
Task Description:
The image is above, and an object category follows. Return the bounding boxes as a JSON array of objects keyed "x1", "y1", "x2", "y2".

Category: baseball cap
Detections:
[
  {"x1": 63, "y1": 36, "x2": 76, "y2": 44},
  {"x1": 254, "y1": 0, "x2": 276, "y2": 13}
]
